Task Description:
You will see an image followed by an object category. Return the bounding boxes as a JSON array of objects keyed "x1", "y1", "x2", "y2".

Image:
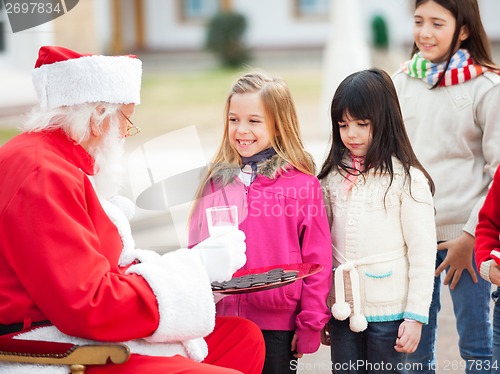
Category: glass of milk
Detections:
[{"x1": 206, "y1": 205, "x2": 238, "y2": 237}]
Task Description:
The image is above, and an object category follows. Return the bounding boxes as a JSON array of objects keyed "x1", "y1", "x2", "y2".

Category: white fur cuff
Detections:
[{"x1": 126, "y1": 248, "x2": 215, "y2": 343}]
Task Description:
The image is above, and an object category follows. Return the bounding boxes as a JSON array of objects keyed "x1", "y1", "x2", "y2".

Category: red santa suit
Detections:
[
  {"x1": 0, "y1": 129, "x2": 264, "y2": 373},
  {"x1": 476, "y1": 167, "x2": 500, "y2": 278}
]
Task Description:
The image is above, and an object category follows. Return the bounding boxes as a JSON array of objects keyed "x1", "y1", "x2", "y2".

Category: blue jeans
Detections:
[
  {"x1": 328, "y1": 317, "x2": 408, "y2": 374},
  {"x1": 407, "y1": 249, "x2": 492, "y2": 374},
  {"x1": 261, "y1": 330, "x2": 296, "y2": 374},
  {"x1": 492, "y1": 288, "x2": 500, "y2": 370}
]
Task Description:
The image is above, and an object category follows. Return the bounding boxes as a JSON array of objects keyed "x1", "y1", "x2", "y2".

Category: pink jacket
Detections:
[{"x1": 189, "y1": 156, "x2": 332, "y2": 354}]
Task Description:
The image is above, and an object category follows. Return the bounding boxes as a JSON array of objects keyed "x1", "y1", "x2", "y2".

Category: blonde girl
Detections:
[{"x1": 189, "y1": 71, "x2": 332, "y2": 374}]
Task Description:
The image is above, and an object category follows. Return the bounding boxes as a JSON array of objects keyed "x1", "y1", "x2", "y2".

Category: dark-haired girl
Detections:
[{"x1": 319, "y1": 68, "x2": 436, "y2": 373}]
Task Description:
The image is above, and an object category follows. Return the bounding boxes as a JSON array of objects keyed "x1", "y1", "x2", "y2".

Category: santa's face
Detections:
[{"x1": 98, "y1": 103, "x2": 135, "y2": 139}]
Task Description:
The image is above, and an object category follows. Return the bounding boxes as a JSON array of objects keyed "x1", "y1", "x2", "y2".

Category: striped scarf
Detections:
[{"x1": 401, "y1": 49, "x2": 495, "y2": 86}]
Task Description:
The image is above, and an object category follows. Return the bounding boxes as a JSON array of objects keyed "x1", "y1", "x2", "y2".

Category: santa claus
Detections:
[{"x1": 0, "y1": 45, "x2": 264, "y2": 374}]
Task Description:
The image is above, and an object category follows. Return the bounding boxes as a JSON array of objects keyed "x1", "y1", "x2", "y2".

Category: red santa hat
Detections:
[{"x1": 32, "y1": 46, "x2": 142, "y2": 109}]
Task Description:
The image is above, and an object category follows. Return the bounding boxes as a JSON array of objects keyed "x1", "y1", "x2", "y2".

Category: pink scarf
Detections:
[{"x1": 343, "y1": 154, "x2": 365, "y2": 194}]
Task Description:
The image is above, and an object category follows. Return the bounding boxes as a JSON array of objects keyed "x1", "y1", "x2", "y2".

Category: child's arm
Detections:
[
  {"x1": 291, "y1": 333, "x2": 304, "y2": 359},
  {"x1": 475, "y1": 167, "x2": 500, "y2": 282},
  {"x1": 435, "y1": 232, "x2": 477, "y2": 289},
  {"x1": 294, "y1": 177, "x2": 333, "y2": 355},
  {"x1": 401, "y1": 169, "x2": 436, "y2": 324},
  {"x1": 467, "y1": 81, "x2": 500, "y2": 235},
  {"x1": 489, "y1": 263, "x2": 500, "y2": 286},
  {"x1": 320, "y1": 324, "x2": 331, "y2": 346},
  {"x1": 394, "y1": 320, "x2": 422, "y2": 353},
  {"x1": 441, "y1": 82, "x2": 500, "y2": 287}
]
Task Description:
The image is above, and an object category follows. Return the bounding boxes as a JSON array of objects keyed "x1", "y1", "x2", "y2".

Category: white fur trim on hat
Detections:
[{"x1": 32, "y1": 55, "x2": 142, "y2": 108}]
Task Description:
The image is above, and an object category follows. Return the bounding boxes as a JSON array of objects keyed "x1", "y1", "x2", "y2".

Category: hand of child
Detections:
[
  {"x1": 320, "y1": 325, "x2": 331, "y2": 346},
  {"x1": 490, "y1": 262, "x2": 500, "y2": 286},
  {"x1": 394, "y1": 320, "x2": 422, "y2": 353},
  {"x1": 436, "y1": 232, "x2": 477, "y2": 289},
  {"x1": 291, "y1": 333, "x2": 304, "y2": 359}
]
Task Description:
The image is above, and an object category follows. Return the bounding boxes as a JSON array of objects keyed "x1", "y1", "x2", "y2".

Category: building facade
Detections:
[{"x1": 2, "y1": 0, "x2": 500, "y2": 63}]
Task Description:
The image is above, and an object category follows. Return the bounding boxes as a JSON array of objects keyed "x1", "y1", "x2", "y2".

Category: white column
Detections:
[{"x1": 320, "y1": 0, "x2": 371, "y2": 127}]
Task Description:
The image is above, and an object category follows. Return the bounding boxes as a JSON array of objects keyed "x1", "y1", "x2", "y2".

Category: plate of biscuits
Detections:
[{"x1": 211, "y1": 263, "x2": 323, "y2": 294}]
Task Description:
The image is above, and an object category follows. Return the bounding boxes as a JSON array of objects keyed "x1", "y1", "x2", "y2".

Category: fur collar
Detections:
[{"x1": 211, "y1": 154, "x2": 291, "y2": 186}]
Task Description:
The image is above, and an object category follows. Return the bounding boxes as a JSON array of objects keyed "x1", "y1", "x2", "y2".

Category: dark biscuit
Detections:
[
  {"x1": 281, "y1": 271, "x2": 298, "y2": 281},
  {"x1": 268, "y1": 268, "x2": 284, "y2": 274},
  {"x1": 212, "y1": 268, "x2": 298, "y2": 291}
]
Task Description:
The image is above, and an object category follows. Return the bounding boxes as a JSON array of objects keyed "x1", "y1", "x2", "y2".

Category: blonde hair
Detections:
[{"x1": 199, "y1": 71, "x2": 314, "y2": 192}]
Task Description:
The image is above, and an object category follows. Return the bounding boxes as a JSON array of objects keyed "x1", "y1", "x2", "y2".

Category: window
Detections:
[
  {"x1": 179, "y1": 0, "x2": 220, "y2": 22},
  {"x1": 294, "y1": 0, "x2": 329, "y2": 19}
]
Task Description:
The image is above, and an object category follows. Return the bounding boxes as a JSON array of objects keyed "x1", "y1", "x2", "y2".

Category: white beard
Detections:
[{"x1": 87, "y1": 124, "x2": 125, "y2": 198}]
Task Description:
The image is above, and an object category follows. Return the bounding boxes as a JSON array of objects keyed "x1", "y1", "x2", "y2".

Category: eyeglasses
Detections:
[{"x1": 120, "y1": 111, "x2": 141, "y2": 137}]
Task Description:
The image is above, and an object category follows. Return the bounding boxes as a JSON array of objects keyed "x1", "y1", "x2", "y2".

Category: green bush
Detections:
[
  {"x1": 371, "y1": 14, "x2": 389, "y2": 49},
  {"x1": 205, "y1": 11, "x2": 251, "y2": 68}
]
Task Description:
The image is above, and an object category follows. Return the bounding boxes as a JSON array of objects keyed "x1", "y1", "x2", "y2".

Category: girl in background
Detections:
[
  {"x1": 392, "y1": 1, "x2": 500, "y2": 372},
  {"x1": 189, "y1": 71, "x2": 332, "y2": 374},
  {"x1": 319, "y1": 68, "x2": 436, "y2": 373},
  {"x1": 475, "y1": 166, "x2": 500, "y2": 368}
]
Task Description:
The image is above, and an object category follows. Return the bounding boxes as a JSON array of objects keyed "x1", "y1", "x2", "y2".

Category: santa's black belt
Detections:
[{"x1": 0, "y1": 320, "x2": 51, "y2": 336}]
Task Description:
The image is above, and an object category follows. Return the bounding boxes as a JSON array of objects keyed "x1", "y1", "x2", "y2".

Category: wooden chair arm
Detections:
[{"x1": 0, "y1": 337, "x2": 130, "y2": 369}]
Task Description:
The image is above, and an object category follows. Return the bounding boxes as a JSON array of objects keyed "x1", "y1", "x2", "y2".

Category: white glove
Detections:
[{"x1": 193, "y1": 230, "x2": 247, "y2": 282}]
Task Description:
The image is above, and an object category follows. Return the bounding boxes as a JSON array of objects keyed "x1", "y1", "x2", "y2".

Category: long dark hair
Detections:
[
  {"x1": 412, "y1": 0, "x2": 498, "y2": 88},
  {"x1": 318, "y1": 68, "x2": 435, "y2": 195}
]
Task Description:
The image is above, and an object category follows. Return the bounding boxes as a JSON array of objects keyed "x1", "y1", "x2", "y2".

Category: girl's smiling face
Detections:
[
  {"x1": 413, "y1": 0, "x2": 469, "y2": 63},
  {"x1": 228, "y1": 92, "x2": 272, "y2": 158}
]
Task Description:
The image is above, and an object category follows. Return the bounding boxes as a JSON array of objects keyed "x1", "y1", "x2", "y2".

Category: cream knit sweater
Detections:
[
  {"x1": 321, "y1": 159, "x2": 436, "y2": 329},
  {"x1": 392, "y1": 70, "x2": 500, "y2": 241}
]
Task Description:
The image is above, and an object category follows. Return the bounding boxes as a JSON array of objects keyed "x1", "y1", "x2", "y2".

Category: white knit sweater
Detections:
[
  {"x1": 392, "y1": 70, "x2": 500, "y2": 241},
  {"x1": 321, "y1": 158, "x2": 436, "y2": 328}
]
